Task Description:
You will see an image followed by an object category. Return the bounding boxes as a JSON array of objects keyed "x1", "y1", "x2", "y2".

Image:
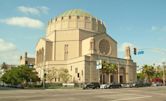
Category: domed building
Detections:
[{"x1": 35, "y1": 9, "x2": 137, "y2": 84}]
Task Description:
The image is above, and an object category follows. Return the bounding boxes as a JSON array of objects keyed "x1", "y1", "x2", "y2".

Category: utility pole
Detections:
[
  {"x1": 43, "y1": 68, "x2": 46, "y2": 89},
  {"x1": 162, "y1": 62, "x2": 165, "y2": 86},
  {"x1": 42, "y1": 48, "x2": 46, "y2": 89}
]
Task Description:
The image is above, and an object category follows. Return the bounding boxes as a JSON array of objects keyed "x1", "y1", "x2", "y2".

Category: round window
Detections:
[{"x1": 99, "y1": 39, "x2": 110, "y2": 55}]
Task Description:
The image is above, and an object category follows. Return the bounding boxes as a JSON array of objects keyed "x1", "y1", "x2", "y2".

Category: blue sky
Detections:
[{"x1": 0, "y1": 0, "x2": 166, "y2": 67}]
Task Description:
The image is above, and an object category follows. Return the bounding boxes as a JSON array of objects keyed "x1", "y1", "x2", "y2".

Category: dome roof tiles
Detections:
[{"x1": 58, "y1": 9, "x2": 93, "y2": 18}]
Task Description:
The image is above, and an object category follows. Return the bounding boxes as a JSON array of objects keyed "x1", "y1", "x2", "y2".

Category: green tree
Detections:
[
  {"x1": 154, "y1": 65, "x2": 162, "y2": 78},
  {"x1": 101, "y1": 61, "x2": 117, "y2": 83},
  {"x1": 46, "y1": 68, "x2": 58, "y2": 83},
  {"x1": 0, "y1": 65, "x2": 40, "y2": 86},
  {"x1": 106, "y1": 63, "x2": 117, "y2": 83},
  {"x1": 59, "y1": 68, "x2": 71, "y2": 83},
  {"x1": 137, "y1": 72, "x2": 144, "y2": 81},
  {"x1": 100, "y1": 61, "x2": 107, "y2": 84},
  {"x1": 1, "y1": 67, "x2": 22, "y2": 85},
  {"x1": 142, "y1": 65, "x2": 155, "y2": 83}
]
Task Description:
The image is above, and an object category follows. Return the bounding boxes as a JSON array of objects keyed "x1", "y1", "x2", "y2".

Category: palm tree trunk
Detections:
[{"x1": 108, "y1": 73, "x2": 110, "y2": 83}]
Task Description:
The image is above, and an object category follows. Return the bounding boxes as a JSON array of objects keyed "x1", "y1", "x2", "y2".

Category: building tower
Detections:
[{"x1": 125, "y1": 46, "x2": 131, "y2": 60}]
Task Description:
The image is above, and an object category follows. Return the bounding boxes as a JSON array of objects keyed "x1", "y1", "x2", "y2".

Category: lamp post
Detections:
[
  {"x1": 43, "y1": 68, "x2": 46, "y2": 89},
  {"x1": 42, "y1": 48, "x2": 46, "y2": 89},
  {"x1": 162, "y1": 62, "x2": 165, "y2": 86}
]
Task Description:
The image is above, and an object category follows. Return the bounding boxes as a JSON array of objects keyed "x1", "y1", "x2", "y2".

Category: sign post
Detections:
[{"x1": 96, "y1": 60, "x2": 102, "y2": 69}]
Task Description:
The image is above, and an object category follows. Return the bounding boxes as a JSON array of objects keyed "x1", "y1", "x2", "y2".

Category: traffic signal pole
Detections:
[{"x1": 133, "y1": 47, "x2": 166, "y2": 85}]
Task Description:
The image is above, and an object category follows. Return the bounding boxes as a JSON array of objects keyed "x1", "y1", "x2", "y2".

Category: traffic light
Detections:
[{"x1": 134, "y1": 48, "x2": 137, "y2": 55}]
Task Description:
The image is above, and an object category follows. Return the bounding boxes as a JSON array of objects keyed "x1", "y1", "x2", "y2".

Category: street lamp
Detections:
[
  {"x1": 42, "y1": 47, "x2": 46, "y2": 89},
  {"x1": 42, "y1": 68, "x2": 45, "y2": 89},
  {"x1": 162, "y1": 62, "x2": 165, "y2": 86}
]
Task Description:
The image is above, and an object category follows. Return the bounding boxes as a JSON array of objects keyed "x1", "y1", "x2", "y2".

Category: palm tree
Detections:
[
  {"x1": 155, "y1": 65, "x2": 162, "y2": 78},
  {"x1": 142, "y1": 65, "x2": 155, "y2": 83},
  {"x1": 101, "y1": 61, "x2": 117, "y2": 83},
  {"x1": 100, "y1": 61, "x2": 107, "y2": 84},
  {"x1": 106, "y1": 63, "x2": 117, "y2": 83}
]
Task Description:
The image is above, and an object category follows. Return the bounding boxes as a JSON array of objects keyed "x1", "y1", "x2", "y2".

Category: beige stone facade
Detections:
[
  {"x1": 35, "y1": 9, "x2": 137, "y2": 84},
  {"x1": 20, "y1": 52, "x2": 35, "y2": 67}
]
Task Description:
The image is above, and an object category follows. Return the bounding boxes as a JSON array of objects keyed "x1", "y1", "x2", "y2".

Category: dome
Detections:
[
  {"x1": 46, "y1": 9, "x2": 106, "y2": 34},
  {"x1": 57, "y1": 9, "x2": 93, "y2": 18}
]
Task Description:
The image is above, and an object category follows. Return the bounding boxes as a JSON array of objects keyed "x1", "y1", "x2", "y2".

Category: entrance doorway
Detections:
[
  {"x1": 110, "y1": 75, "x2": 114, "y2": 83},
  {"x1": 120, "y1": 76, "x2": 123, "y2": 83},
  {"x1": 100, "y1": 74, "x2": 106, "y2": 84}
]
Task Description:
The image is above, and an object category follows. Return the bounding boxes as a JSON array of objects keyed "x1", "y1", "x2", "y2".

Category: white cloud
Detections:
[
  {"x1": 0, "y1": 17, "x2": 44, "y2": 29},
  {"x1": 150, "y1": 57, "x2": 166, "y2": 66},
  {"x1": 0, "y1": 38, "x2": 20, "y2": 64},
  {"x1": 17, "y1": 6, "x2": 49, "y2": 15},
  {"x1": 0, "y1": 39, "x2": 16, "y2": 52},
  {"x1": 38, "y1": 6, "x2": 49, "y2": 14},
  {"x1": 151, "y1": 26, "x2": 166, "y2": 32},
  {"x1": 118, "y1": 42, "x2": 136, "y2": 52}
]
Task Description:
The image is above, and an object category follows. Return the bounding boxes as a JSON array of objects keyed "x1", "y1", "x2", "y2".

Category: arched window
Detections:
[
  {"x1": 90, "y1": 39, "x2": 94, "y2": 50},
  {"x1": 77, "y1": 16, "x2": 80, "y2": 19},
  {"x1": 64, "y1": 44, "x2": 68, "y2": 60}
]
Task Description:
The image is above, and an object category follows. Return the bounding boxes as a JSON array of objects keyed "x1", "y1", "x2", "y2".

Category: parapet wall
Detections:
[{"x1": 46, "y1": 16, "x2": 106, "y2": 35}]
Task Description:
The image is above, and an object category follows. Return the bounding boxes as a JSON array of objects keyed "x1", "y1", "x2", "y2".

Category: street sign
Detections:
[
  {"x1": 138, "y1": 50, "x2": 144, "y2": 55},
  {"x1": 96, "y1": 60, "x2": 102, "y2": 69}
]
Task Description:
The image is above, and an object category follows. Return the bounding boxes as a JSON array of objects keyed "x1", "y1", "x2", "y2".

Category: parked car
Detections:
[
  {"x1": 152, "y1": 82, "x2": 162, "y2": 87},
  {"x1": 132, "y1": 82, "x2": 151, "y2": 87},
  {"x1": 16, "y1": 84, "x2": 24, "y2": 89},
  {"x1": 83, "y1": 82, "x2": 100, "y2": 89},
  {"x1": 121, "y1": 83, "x2": 134, "y2": 88},
  {"x1": 107, "y1": 83, "x2": 121, "y2": 88},
  {"x1": 100, "y1": 84, "x2": 107, "y2": 89}
]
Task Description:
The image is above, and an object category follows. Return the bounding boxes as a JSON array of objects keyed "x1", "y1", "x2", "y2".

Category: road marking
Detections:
[
  {"x1": 125, "y1": 89, "x2": 166, "y2": 96},
  {"x1": 0, "y1": 91, "x2": 119, "y2": 99},
  {"x1": 111, "y1": 96, "x2": 152, "y2": 101}
]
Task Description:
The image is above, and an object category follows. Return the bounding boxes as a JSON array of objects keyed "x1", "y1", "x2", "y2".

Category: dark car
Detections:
[
  {"x1": 133, "y1": 82, "x2": 151, "y2": 87},
  {"x1": 83, "y1": 82, "x2": 100, "y2": 89},
  {"x1": 107, "y1": 83, "x2": 121, "y2": 88}
]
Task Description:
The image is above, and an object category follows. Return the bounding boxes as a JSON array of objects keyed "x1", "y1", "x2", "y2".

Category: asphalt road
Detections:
[{"x1": 0, "y1": 86, "x2": 166, "y2": 101}]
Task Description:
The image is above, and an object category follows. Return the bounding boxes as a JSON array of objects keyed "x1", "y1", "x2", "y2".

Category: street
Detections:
[{"x1": 0, "y1": 86, "x2": 166, "y2": 101}]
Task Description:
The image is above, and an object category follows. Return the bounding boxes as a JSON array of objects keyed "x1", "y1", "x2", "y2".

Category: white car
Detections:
[{"x1": 100, "y1": 84, "x2": 107, "y2": 89}]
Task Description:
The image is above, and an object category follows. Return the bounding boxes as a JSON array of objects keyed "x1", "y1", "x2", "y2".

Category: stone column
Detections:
[
  {"x1": 52, "y1": 31, "x2": 56, "y2": 60},
  {"x1": 38, "y1": 50, "x2": 40, "y2": 63},
  {"x1": 124, "y1": 46, "x2": 131, "y2": 83},
  {"x1": 52, "y1": 42, "x2": 55, "y2": 60},
  {"x1": 125, "y1": 60, "x2": 130, "y2": 83},
  {"x1": 36, "y1": 51, "x2": 38, "y2": 64},
  {"x1": 39, "y1": 50, "x2": 42, "y2": 63},
  {"x1": 117, "y1": 62, "x2": 120, "y2": 83},
  {"x1": 42, "y1": 48, "x2": 44, "y2": 62},
  {"x1": 90, "y1": 38, "x2": 95, "y2": 54}
]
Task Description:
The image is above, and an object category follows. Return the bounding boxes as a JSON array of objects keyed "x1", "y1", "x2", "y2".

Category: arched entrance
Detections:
[
  {"x1": 110, "y1": 75, "x2": 114, "y2": 83},
  {"x1": 120, "y1": 75, "x2": 123, "y2": 83},
  {"x1": 100, "y1": 74, "x2": 106, "y2": 84}
]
